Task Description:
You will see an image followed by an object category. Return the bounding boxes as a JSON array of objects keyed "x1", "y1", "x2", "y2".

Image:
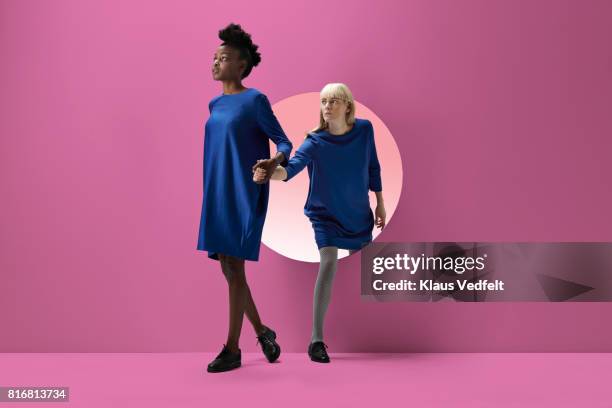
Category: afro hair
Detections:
[{"x1": 218, "y1": 23, "x2": 261, "y2": 79}]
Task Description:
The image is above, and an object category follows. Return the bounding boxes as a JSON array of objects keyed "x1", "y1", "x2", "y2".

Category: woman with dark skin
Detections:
[{"x1": 197, "y1": 24, "x2": 292, "y2": 373}]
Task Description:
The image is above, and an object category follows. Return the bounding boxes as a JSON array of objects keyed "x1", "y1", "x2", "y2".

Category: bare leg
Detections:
[
  {"x1": 218, "y1": 254, "x2": 248, "y2": 352},
  {"x1": 220, "y1": 260, "x2": 265, "y2": 336}
]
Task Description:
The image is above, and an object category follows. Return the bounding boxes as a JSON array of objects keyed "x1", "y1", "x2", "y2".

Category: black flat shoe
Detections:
[
  {"x1": 308, "y1": 341, "x2": 330, "y2": 363},
  {"x1": 207, "y1": 345, "x2": 241, "y2": 373},
  {"x1": 256, "y1": 326, "x2": 281, "y2": 363}
]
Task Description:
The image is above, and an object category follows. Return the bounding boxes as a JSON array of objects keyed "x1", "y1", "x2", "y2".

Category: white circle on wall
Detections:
[{"x1": 262, "y1": 92, "x2": 403, "y2": 263}]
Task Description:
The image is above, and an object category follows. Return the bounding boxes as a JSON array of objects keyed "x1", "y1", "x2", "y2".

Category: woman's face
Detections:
[
  {"x1": 321, "y1": 96, "x2": 350, "y2": 124},
  {"x1": 212, "y1": 45, "x2": 245, "y2": 81}
]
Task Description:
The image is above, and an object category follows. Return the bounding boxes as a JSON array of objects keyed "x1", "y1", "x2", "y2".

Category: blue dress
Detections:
[
  {"x1": 197, "y1": 88, "x2": 292, "y2": 261},
  {"x1": 284, "y1": 118, "x2": 382, "y2": 250}
]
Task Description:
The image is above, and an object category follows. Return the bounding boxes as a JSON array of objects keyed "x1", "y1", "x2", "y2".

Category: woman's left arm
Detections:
[
  {"x1": 374, "y1": 191, "x2": 386, "y2": 229},
  {"x1": 368, "y1": 123, "x2": 386, "y2": 229}
]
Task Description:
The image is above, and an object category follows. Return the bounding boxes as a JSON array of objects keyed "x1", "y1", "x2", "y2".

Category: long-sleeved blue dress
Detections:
[
  {"x1": 197, "y1": 88, "x2": 292, "y2": 261},
  {"x1": 284, "y1": 118, "x2": 382, "y2": 250}
]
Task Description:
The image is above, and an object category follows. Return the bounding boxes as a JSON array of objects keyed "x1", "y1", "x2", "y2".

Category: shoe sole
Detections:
[
  {"x1": 206, "y1": 361, "x2": 241, "y2": 373},
  {"x1": 309, "y1": 356, "x2": 330, "y2": 364}
]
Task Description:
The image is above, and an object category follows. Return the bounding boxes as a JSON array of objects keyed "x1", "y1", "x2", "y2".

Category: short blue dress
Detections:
[
  {"x1": 284, "y1": 118, "x2": 382, "y2": 250},
  {"x1": 197, "y1": 88, "x2": 292, "y2": 261}
]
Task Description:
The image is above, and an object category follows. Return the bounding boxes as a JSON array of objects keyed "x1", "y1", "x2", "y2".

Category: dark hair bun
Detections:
[{"x1": 218, "y1": 23, "x2": 261, "y2": 78}]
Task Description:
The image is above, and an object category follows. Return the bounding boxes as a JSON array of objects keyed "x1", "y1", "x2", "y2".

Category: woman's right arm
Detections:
[
  {"x1": 253, "y1": 165, "x2": 287, "y2": 183},
  {"x1": 254, "y1": 136, "x2": 318, "y2": 184},
  {"x1": 283, "y1": 136, "x2": 317, "y2": 181}
]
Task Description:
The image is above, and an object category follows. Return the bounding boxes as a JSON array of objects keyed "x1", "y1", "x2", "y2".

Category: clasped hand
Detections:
[{"x1": 252, "y1": 158, "x2": 276, "y2": 184}]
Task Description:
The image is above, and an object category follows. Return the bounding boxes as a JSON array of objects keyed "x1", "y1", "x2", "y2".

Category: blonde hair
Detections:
[{"x1": 310, "y1": 83, "x2": 356, "y2": 134}]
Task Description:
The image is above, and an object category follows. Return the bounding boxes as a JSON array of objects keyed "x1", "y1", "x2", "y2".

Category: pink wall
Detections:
[{"x1": 1, "y1": 0, "x2": 612, "y2": 352}]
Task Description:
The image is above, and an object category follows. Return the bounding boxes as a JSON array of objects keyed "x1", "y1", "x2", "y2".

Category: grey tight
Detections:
[{"x1": 311, "y1": 246, "x2": 358, "y2": 343}]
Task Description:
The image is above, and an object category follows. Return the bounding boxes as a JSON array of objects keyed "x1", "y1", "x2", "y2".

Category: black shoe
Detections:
[
  {"x1": 308, "y1": 341, "x2": 330, "y2": 363},
  {"x1": 256, "y1": 326, "x2": 281, "y2": 363},
  {"x1": 207, "y1": 345, "x2": 241, "y2": 373}
]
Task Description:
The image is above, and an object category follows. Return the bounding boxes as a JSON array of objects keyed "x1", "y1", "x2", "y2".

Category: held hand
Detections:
[
  {"x1": 375, "y1": 204, "x2": 386, "y2": 229},
  {"x1": 252, "y1": 159, "x2": 266, "y2": 173},
  {"x1": 252, "y1": 158, "x2": 277, "y2": 183},
  {"x1": 253, "y1": 168, "x2": 268, "y2": 184},
  {"x1": 252, "y1": 159, "x2": 268, "y2": 184}
]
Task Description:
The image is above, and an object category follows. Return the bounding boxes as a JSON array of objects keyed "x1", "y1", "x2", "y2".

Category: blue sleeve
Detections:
[
  {"x1": 367, "y1": 122, "x2": 382, "y2": 192},
  {"x1": 284, "y1": 136, "x2": 318, "y2": 182},
  {"x1": 256, "y1": 93, "x2": 293, "y2": 166}
]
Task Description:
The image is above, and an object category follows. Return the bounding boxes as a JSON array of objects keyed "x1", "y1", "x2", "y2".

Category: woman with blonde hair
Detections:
[{"x1": 253, "y1": 83, "x2": 386, "y2": 363}]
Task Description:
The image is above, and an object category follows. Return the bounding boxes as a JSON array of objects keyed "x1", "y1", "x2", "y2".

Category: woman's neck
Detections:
[
  {"x1": 327, "y1": 120, "x2": 351, "y2": 135},
  {"x1": 222, "y1": 81, "x2": 246, "y2": 95}
]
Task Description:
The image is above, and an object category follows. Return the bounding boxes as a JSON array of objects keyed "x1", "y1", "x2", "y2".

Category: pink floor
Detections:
[{"x1": 1, "y1": 353, "x2": 610, "y2": 407}]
